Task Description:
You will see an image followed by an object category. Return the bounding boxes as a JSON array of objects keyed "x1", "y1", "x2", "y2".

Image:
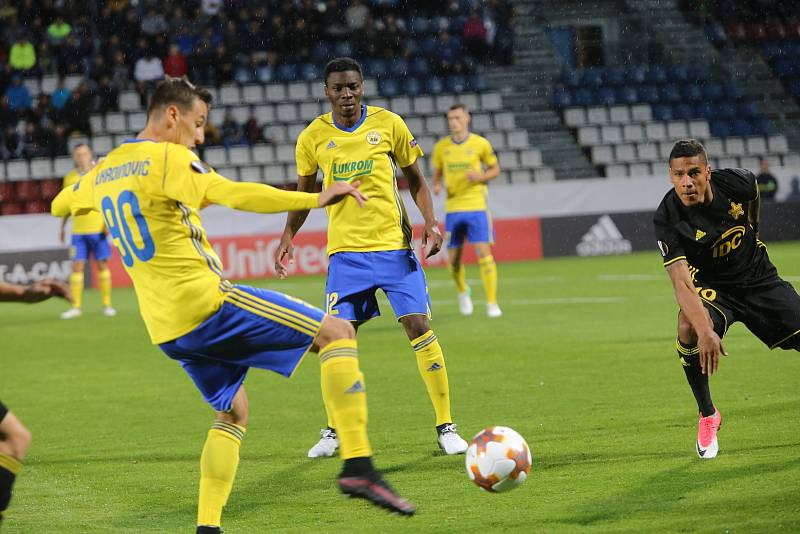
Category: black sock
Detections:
[
  {"x1": 0, "y1": 465, "x2": 16, "y2": 520},
  {"x1": 340, "y1": 456, "x2": 375, "y2": 478},
  {"x1": 677, "y1": 339, "x2": 715, "y2": 417}
]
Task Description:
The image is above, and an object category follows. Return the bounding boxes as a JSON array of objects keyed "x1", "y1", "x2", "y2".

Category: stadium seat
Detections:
[
  {"x1": 128, "y1": 112, "x2": 147, "y2": 132},
  {"x1": 239, "y1": 165, "x2": 262, "y2": 182},
  {"x1": 6, "y1": 161, "x2": 29, "y2": 181},
  {"x1": 40, "y1": 178, "x2": 63, "y2": 199},
  {"x1": 626, "y1": 65, "x2": 647, "y2": 85},
  {"x1": 54, "y1": 156, "x2": 73, "y2": 176},
  {"x1": 586, "y1": 107, "x2": 608, "y2": 125},
  {"x1": 629, "y1": 162, "x2": 651, "y2": 177},
  {"x1": 646, "y1": 65, "x2": 667, "y2": 85},
  {"x1": 425, "y1": 116, "x2": 446, "y2": 134},
  {"x1": 552, "y1": 87, "x2": 572, "y2": 108},
  {"x1": 471, "y1": 113, "x2": 492, "y2": 132},
  {"x1": 694, "y1": 102, "x2": 715, "y2": 120},
  {"x1": 30, "y1": 158, "x2": 53, "y2": 180},
  {"x1": 688, "y1": 120, "x2": 711, "y2": 139},
  {"x1": 616, "y1": 86, "x2": 638, "y2": 105},
  {"x1": 300, "y1": 63, "x2": 318, "y2": 81},
  {"x1": 220, "y1": 84, "x2": 241, "y2": 106},
  {"x1": 379, "y1": 78, "x2": 400, "y2": 98},
  {"x1": 486, "y1": 131, "x2": 506, "y2": 150},
  {"x1": 263, "y1": 164, "x2": 286, "y2": 185},
  {"x1": 229, "y1": 146, "x2": 251, "y2": 165},
  {"x1": 533, "y1": 167, "x2": 556, "y2": 182},
  {"x1": 658, "y1": 84, "x2": 681, "y2": 103},
  {"x1": 701, "y1": 83, "x2": 724, "y2": 101},
  {"x1": 672, "y1": 103, "x2": 694, "y2": 120},
  {"x1": 731, "y1": 119, "x2": 753, "y2": 137},
  {"x1": 710, "y1": 120, "x2": 731, "y2": 137},
  {"x1": 25, "y1": 200, "x2": 47, "y2": 213},
  {"x1": 41, "y1": 75, "x2": 58, "y2": 94},
  {"x1": 573, "y1": 88, "x2": 593, "y2": 107},
  {"x1": 561, "y1": 70, "x2": 582, "y2": 88},
  {"x1": 403, "y1": 78, "x2": 422, "y2": 96},
  {"x1": 405, "y1": 117, "x2": 424, "y2": 135},
  {"x1": 623, "y1": 124, "x2": 645, "y2": 143},
  {"x1": 287, "y1": 82, "x2": 311, "y2": 101},
  {"x1": 680, "y1": 84, "x2": 703, "y2": 102},
  {"x1": 15, "y1": 180, "x2": 39, "y2": 201},
  {"x1": 425, "y1": 76, "x2": 445, "y2": 95},
  {"x1": 509, "y1": 169, "x2": 532, "y2": 184},
  {"x1": 276, "y1": 64, "x2": 299, "y2": 82},
  {"x1": 276, "y1": 103, "x2": 298, "y2": 122},
  {"x1": 605, "y1": 163, "x2": 628, "y2": 178},
  {"x1": 652, "y1": 104, "x2": 673, "y2": 121},
  {"x1": 645, "y1": 122, "x2": 667, "y2": 141},
  {"x1": 467, "y1": 74, "x2": 488, "y2": 92},
  {"x1": 667, "y1": 121, "x2": 688, "y2": 139},
  {"x1": 481, "y1": 92, "x2": 502, "y2": 111},
  {"x1": 1, "y1": 202, "x2": 23, "y2": 215},
  {"x1": 768, "y1": 134, "x2": 788, "y2": 154},
  {"x1": 299, "y1": 101, "x2": 322, "y2": 119},
  {"x1": 494, "y1": 112, "x2": 515, "y2": 130},
  {"x1": 608, "y1": 105, "x2": 630, "y2": 124},
  {"x1": 520, "y1": 149, "x2": 542, "y2": 168},
  {"x1": 705, "y1": 138, "x2": 725, "y2": 156},
  {"x1": 637, "y1": 142, "x2": 658, "y2": 162},
  {"x1": 591, "y1": 145, "x2": 614, "y2": 164},
  {"x1": 631, "y1": 104, "x2": 652, "y2": 122},
  {"x1": 564, "y1": 107, "x2": 586, "y2": 127},
  {"x1": 615, "y1": 144, "x2": 637, "y2": 163},
  {"x1": 506, "y1": 130, "x2": 528, "y2": 149},
  {"x1": 600, "y1": 125, "x2": 622, "y2": 144},
  {"x1": 595, "y1": 87, "x2": 616, "y2": 106},
  {"x1": 265, "y1": 84, "x2": 288, "y2": 102},
  {"x1": 435, "y1": 94, "x2": 456, "y2": 113},
  {"x1": 582, "y1": 68, "x2": 603, "y2": 88},
  {"x1": 414, "y1": 95, "x2": 435, "y2": 115},
  {"x1": 578, "y1": 126, "x2": 600, "y2": 146},
  {"x1": 90, "y1": 114, "x2": 105, "y2": 133},
  {"x1": 744, "y1": 136, "x2": 767, "y2": 155},
  {"x1": 275, "y1": 144, "x2": 295, "y2": 164},
  {"x1": 638, "y1": 85, "x2": 660, "y2": 104},
  {"x1": 716, "y1": 102, "x2": 738, "y2": 120},
  {"x1": 0, "y1": 181, "x2": 14, "y2": 202},
  {"x1": 497, "y1": 150, "x2": 520, "y2": 169},
  {"x1": 605, "y1": 67, "x2": 626, "y2": 86},
  {"x1": 204, "y1": 147, "x2": 227, "y2": 167},
  {"x1": 105, "y1": 112, "x2": 127, "y2": 134},
  {"x1": 459, "y1": 93, "x2": 479, "y2": 110}
]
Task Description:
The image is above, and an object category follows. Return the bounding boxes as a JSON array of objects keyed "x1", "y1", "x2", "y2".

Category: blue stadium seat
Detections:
[
  {"x1": 300, "y1": 63, "x2": 318, "y2": 81},
  {"x1": 616, "y1": 86, "x2": 638, "y2": 104},
  {"x1": 426, "y1": 76, "x2": 445, "y2": 95},
  {"x1": 789, "y1": 78, "x2": 800, "y2": 97},
  {"x1": 561, "y1": 70, "x2": 582, "y2": 88},
  {"x1": 311, "y1": 42, "x2": 329, "y2": 63},
  {"x1": 652, "y1": 104, "x2": 674, "y2": 121},
  {"x1": 753, "y1": 118, "x2": 775, "y2": 136},
  {"x1": 731, "y1": 119, "x2": 753, "y2": 137},
  {"x1": 680, "y1": 84, "x2": 703, "y2": 101},
  {"x1": 334, "y1": 41, "x2": 354, "y2": 57},
  {"x1": 467, "y1": 74, "x2": 488, "y2": 92},
  {"x1": 552, "y1": 87, "x2": 572, "y2": 108},
  {"x1": 276, "y1": 64, "x2": 299, "y2": 82},
  {"x1": 605, "y1": 66, "x2": 626, "y2": 85},
  {"x1": 701, "y1": 83, "x2": 724, "y2": 101},
  {"x1": 446, "y1": 75, "x2": 468, "y2": 93},
  {"x1": 379, "y1": 78, "x2": 400, "y2": 97},
  {"x1": 710, "y1": 120, "x2": 731, "y2": 137},
  {"x1": 672, "y1": 103, "x2": 694, "y2": 120},
  {"x1": 773, "y1": 58, "x2": 798, "y2": 78},
  {"x1": 658, "y1": 84, "x2": 681, "y2": 102},
  {"x1": 722, "y1": 81, "x2": 744, "y2": 100},
  {"x1": 716, "y1": 102, "x2": 738, "y2": 120},
  {"x1": 420, "y1": 36, "x2": 438, "y2": 56},
  {"x1": 390, "y1": 58, "x2": 410, "y2": 77},
  {"x1": 668, "y1": 65, "x2": 690, "y2": 83},
  {"x1": 582, "y1": 68, "x2": 603, "y2": 88},
  {"x1": 687, "y1": 64, "x2": 710, "y2": 82},
  {"x1": 626, "y1": 65, "x2": 647, "y2": 84},
  {"x1": 594, "y1": 87, "x2": 616, "y2": 105},
  {"x1": 694, "y1": 102, "x2": 715, "y2": 119},
  {"x1": 366, "y1": 58, "x2": 389, "y2": 78},
  {"x1": 410, "y1": 16, "x2": 432, "y2": 35},
  {"x1": 646, "y1": 65, "x2": 667, "y2": 85},
  {"x1": 573, "y1": 88, "x2": 593, "y2": 106},
  {"x1": 409, "y1": 57, "x2": 430, "y2": 77},
  {"x1": 738, "y1": 101, "x2": 758, "y2": 117},
  {"x1": 761, "y1": 42, "x2": 784, "y2": 60},
  {"x1": 404, "y1": 77, "x2": 422, "y2": 96},
  {"x1": 638, "y1": 85, "x2": 660, "y2": 104}
]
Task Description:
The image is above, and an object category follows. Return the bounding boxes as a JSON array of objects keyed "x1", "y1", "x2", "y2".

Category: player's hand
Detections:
[
  {"x1": 274, "y1": 233, "x2": 295, "y2": 280},
  {"x1": 466, "y1": 170, "x2": 483, "y2": 183},
  {"x1": 697, "y1": 330, "x2": 728, "y2": 375},
  {"x1": 423, "y1": 222, "x2": 443, "y2": 259},
  {"x1": 59, "y1": 228, "x2": 66, "y2": 244},
  {"x1": 433, "y1": 182, "x2": 442, "y2": 195},
  {"x1": 317, "y1": 180, "x2": 368, "y2": 208},
  {"x1": 23, "y1": 279, "x2": 72, "y2": 304}
]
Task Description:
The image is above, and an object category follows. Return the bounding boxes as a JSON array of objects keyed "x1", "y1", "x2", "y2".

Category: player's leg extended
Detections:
[
  {"x1": 475, "y1": 242, "x2": 500, "y2": 317},
  {"x1": 0, "y1": 405, "x2": 32, "y2": 524},
  {"x1": 449, "y1": 246, "x2": 472, "y2": 315},
  {"x1": 96, "y1": 259, "x2": 116, "y2": 316},
  {"x1": 62, "y1": 256, "x2": 85, "y2": 319},
  {"x1": 677, "y1": 309, "x2": 723, "y2": 459},
  {"x1": 401, "y1": 314, "x2": 467, "y2": 454},
  {"x1": 315, "y1": 316, "x2": 414, "y2": 515},
  {"x1": 197, "y1": 387, "x2": 247, "y2": 534}
]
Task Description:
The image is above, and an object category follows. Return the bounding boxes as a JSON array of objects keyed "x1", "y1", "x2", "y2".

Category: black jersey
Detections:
[{"x1": 653, "y1": 168, "x2": 776, "y2": 288}]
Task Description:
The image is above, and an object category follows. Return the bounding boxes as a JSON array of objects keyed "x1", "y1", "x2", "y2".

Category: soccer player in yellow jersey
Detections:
[
  {"x1": 59, "y1": 143, "x2": 116, "y2": 319},
  {"x1": 275, "y1": 58, "x2": 469, "y2": 458},
  {"x1": 0, "y1": 278, "x2": 71, "y2": 526},
  {"x1": 52, "y1": 78, "x2": 415, "y2": 532},
  {"x1": 432, "y1": 104, "x2": 502, "y2": 318}
]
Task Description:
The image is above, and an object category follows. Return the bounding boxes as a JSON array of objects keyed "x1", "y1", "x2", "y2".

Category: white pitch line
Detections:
[
  {"x1": 597, "y1": 274, "x2": 665, "y2": 281},
  {"x1": 429, "y1": 296, "x2": 626, "y2": 306}
]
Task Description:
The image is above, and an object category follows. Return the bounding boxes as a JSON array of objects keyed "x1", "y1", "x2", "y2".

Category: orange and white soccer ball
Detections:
[{"x1": 465, "y1": 426, "x2": 531, "y2": 492}]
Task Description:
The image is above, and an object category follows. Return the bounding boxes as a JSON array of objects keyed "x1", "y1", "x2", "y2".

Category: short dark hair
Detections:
[
  {"x1": 146, "y1": 77, "x2": 213, "y2": 118},
  {"x1": 669, "y1": 139, "x2": 708, "y2": 165},
  {"x1": 72, "y1": 142, "x2": 91, "y2": 152},
  {"x1": 324, "y1": 57, "x2": 363, "y2": 84},
  {"x1": 449, "y1": 103, "x2": 469, "y2": 113}
]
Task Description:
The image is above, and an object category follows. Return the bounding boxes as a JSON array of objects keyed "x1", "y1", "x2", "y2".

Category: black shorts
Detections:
[
  {"x1": 0, "y1": 400, "x2": 7, "y2": 424},
  {"x1": 697, "y1": 277, "x2": 800, "y2": 350}
]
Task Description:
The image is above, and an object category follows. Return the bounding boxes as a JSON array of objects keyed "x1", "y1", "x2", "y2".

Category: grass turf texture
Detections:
[{"x1": 2, "y1": 244, "x2": 799, "y2": 533}]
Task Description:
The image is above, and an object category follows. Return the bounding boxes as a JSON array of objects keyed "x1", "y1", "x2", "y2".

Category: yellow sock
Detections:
[
  {"x1": 69, "y1": 272, "x2": 84, "y2": 309},
  {"x1": 98, "y1": 268, "x2": 112, "y2": 307},
  {"x1": 319, "y1": 339, "x2": 371, "y2": 459},
  {"x1": 323, "y1": 398, "x2": 336, "y2": 430},
  {"x1": 411, "y1": 330, "x2": 452, "y2": 426},
  {"x1": 448, "y1": 263, "x2": 467, "y2": 293},
  {"x1": 479, "y1": 255, "x2": 498, "y2": 305},
  {"x1": 197, "y1": 422, "x2": 245, "y2": 527}
]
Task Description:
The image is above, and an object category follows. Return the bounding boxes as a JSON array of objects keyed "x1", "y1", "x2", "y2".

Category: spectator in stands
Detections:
[
  {"x1": 94, "y1": 75, "x2": 119, "y2": 113},
  {"x1": 211, "y1": 45, "x2": 235, "y2": 86},
  {"x1": 134, "y1": 48, "x2": 165, "y2": 106},
  {"x1": 163, "y1": 45, "x2": 188, "y2": 78},
  {"x1": 756, "y1": 158, "x2": 779, "y2": 201},
  {"x1": 346, "y1": 0, "x2": 371, "y2": 30},
  {"x1": 88, "y1": 54, "x2": 112, "y2": 81},
  {"x1": 57, "y1": 35, "x2": 85, "y2": 75},
  {"x1": 462, "y1": 10, "x2": 488, "y2": 60},
  {"x1": 21, "y1": 121, "x2": 43, "y2": 159},
  {"x1": 46, "y1": 123, "x2": 68, "y2": 158},
  {"x1": 487, "y1": 0, "x2": 516, "y2": 65},
  {"x1": 46, "y1": 14, "x2": 72, "y2": 45},
  {"x1": 787, "y1": 177, "x2": 800, "y2": 202},
  {"x1": 435, "y1": 31, "x2": 465, "y2": 75},
  {"x1": 221, "y1": 110, "x2": 243, "y2": 148},
  {"x1": 9, "y1": 34, "x2": 36, "y2": 74},
  {"x1": 51, "y1": 78, "x2": 71, "y2": 111},
  {"x1": 36, "y1": 41, "x2": 56, "y2": 75},
  {"x1": 29, "y1": 93, "x2": 55, "y2": 129},
  {"x1": 381, "y1": 14, "x2": 406, "y2": 58},
  {"x1": 203, "y1": 120, "x2": 223, "y2": 147},
  {"x1": 201, "y1": 0, "x2": 223, "y2": 18},
  {"x1": 4, "y1": 76, "x2": 32, "y2": 112},
  {"x1": 63, "y1": 83, "x2": 92, "y2": 136},
  {"x1": 141, "y1": 7, "x2": 169, "y2": 37},
  {"x1": 243, "y1": 110, "x2": 263, "y2": 145},
  {"x1": 111, "y1": 51, "x2": 131, "y2": 91},
  {"x1": 0, "y1": 96, "x2": 16, "y2": 131},
  {"x1": 1, "y1": 126, "x2": 22, "y2": 160}
]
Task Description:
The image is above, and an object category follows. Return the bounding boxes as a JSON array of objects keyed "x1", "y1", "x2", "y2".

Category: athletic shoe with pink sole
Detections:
[{"x1": 696, "y1": 410, "x2": 722, "y2": 459}]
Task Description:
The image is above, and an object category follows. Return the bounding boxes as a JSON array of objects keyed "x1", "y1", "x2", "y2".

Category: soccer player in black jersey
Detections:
[
  {"x1": 654, "y1": 139, "x2": 800, "y2": 459},
  {"x1": 0, "y1": 279, "x2": 71, "y2": 524}
]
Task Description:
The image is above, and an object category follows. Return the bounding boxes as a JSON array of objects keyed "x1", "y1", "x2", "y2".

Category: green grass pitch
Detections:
[{"x1": 2, "y1": 244, "x2": 799, "y2": 532}]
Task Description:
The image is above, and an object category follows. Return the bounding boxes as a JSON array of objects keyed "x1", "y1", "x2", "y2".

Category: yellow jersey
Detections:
[
  {"x1": 432, "y1": 133, "x2": 498, "y2": 212},
  {"x1": 296, "y1": 105, "x2": 424, "y2": 255},
  {"x1": 52, "y1": 139, "x2": 319, "y2": 344},
  {"x1": 62, "y1": 169, "x2": 106, "y2": 234}
]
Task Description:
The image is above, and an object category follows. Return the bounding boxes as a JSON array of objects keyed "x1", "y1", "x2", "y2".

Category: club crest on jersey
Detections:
[
  {"x1": 366, "y1": 131, "x2": 381, "y2": 145},
  {"x1": 191, "y1": 160, "x2": 212, "y2": 174},
  {"x1": 657, "y1": 240, "x2": 669, "y2": 257},
  {"x1": 728, "y1": 201, "x2": 744, "y2": 220},
  {"x1": 695, "y1": 229, "x2": 706, "y2": 241}
]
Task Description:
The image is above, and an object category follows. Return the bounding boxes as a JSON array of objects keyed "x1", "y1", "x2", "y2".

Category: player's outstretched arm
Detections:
[
  {"x1": 666, "y1": 260, "x2": 727, "y2": 375},
  {"x1": 205, "y1": 177, "x2": 365, "y2": 213},
  {"x1": 0, "y1": 280, "x2": 72, "y2": 304},
  {"x1": 466, "y1": 163, "x2": 501, "y2": 184},
  {"x1": 275, "y1": 173, "x2": 318, "y2": 279},
  {"x1": 402, "y1": 161, "x2": 443, "y2": 258}
]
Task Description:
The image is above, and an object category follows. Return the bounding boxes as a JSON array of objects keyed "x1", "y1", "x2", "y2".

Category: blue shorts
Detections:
[
  {"x1": 159, "y1": 284, "x2": 325, "y2": 412},
  {"x1": 70, "y1": 233, "x2": 112, "y2": 261},
  {"x1": 445, "y1": 210, "x2": 494, "y2": 248},
  {"x1": 325, "y1": 250, "x2": 431, "y2": 322}
]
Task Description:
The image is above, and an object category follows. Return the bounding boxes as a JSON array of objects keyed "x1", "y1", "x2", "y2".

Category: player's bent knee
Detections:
[
  {"x1": 677, "y1": 312, "x2": 698, "y2": 344},
  {"x1": 401, "y1": 314, "x2": 430, "y2": 339},
  {"x1": 217, "y1": 387, "x2": 248, "y2": 427},
  {"x1": 1, "y1": 414, "x2": 32, "y2": 460},
  {"x1": 316, "y1": 315, "x2": 356, "y2": 350}
]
